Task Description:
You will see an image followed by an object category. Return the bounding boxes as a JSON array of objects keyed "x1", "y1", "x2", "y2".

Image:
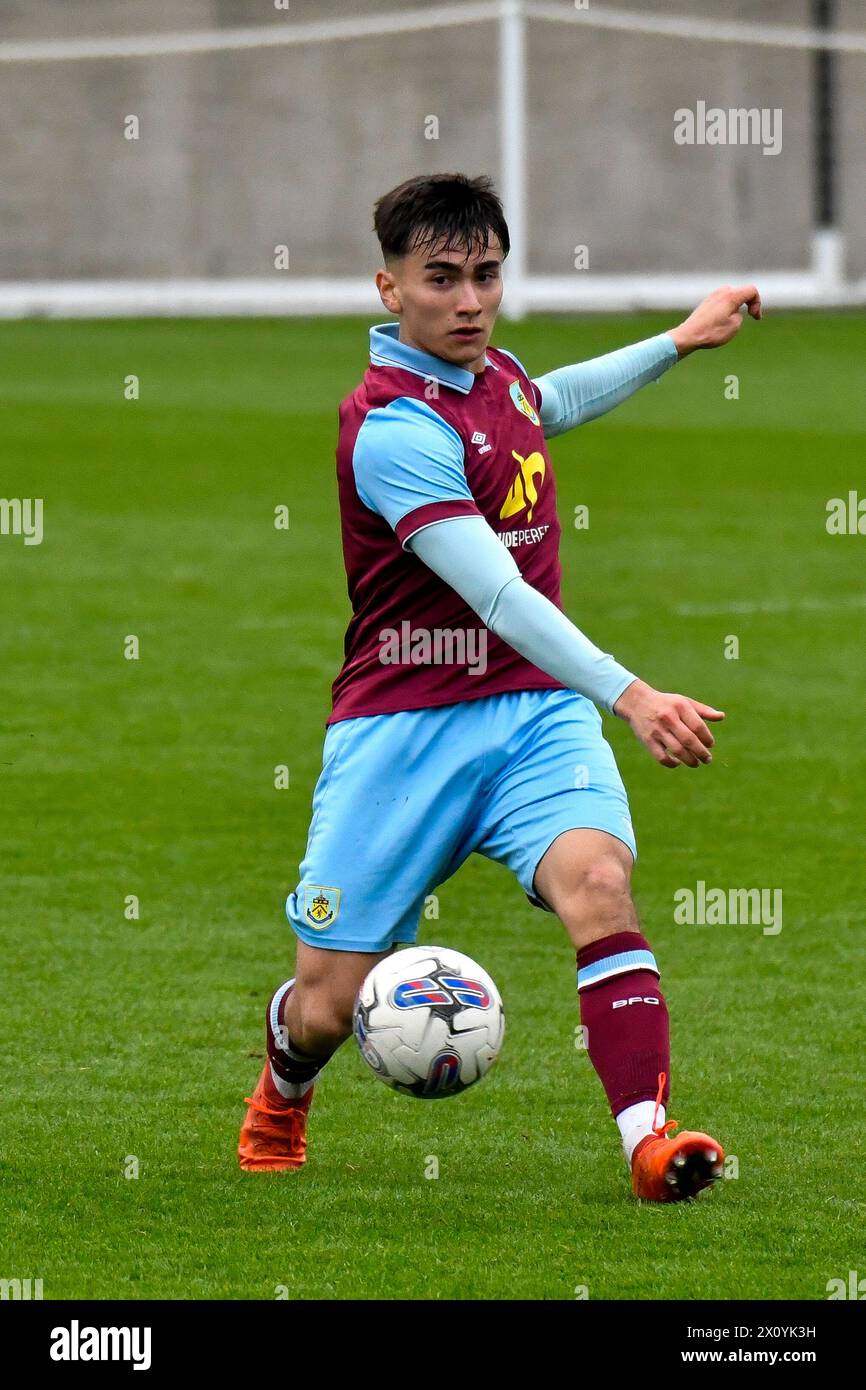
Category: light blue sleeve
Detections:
[
  {"x1": 352, "y1": 396, "x2": 473, "y2": 529},
  {"x1": 409, "y1": 515, "x2": 638, "y2": 713},
  {"x1": 533, "y1": 332, "x2": 679, "y2": 437}
]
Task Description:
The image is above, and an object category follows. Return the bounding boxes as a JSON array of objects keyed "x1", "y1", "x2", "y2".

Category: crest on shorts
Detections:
[
  {"x1": 304, "y1": 885, "x2": 341, "y2": 929},
  {"x1": 509, "y1": 378, "x2": 540, "y2": 426}
]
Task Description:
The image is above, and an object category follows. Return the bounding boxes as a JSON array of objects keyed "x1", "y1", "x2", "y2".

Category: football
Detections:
[{"x1": 352, "y1": 945, "x2": 505, "y2": 1098}]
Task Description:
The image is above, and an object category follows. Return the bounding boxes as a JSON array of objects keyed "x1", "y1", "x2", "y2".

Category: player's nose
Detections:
[{"x1": 455, "y1": 282, "x2": 483, "y2": 315}]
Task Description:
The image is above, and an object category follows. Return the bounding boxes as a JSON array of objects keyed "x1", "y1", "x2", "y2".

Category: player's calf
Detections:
[
  {"x1": 282, "y1": 985, "x2": 354, "y2": 1059},
  {"x1": 536, "y1": 831, "x2": 724, "y2": 1201},
  {"x1": 576, "y1": 935, "x2": 725, "y2": 1200}
]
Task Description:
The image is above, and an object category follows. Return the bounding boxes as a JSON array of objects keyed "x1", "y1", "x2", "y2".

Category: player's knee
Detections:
[
  {"x1": 579, "y1": 853, "x2": 632, "y2": 904},
  {"x1": 555, "y1": 852, "x2": 634, "y2": 929}
]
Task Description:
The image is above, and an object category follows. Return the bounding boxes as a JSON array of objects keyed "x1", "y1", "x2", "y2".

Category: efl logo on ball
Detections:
[{"x1": 353, "y1": 946, "x2": 504, "y2": 1099}]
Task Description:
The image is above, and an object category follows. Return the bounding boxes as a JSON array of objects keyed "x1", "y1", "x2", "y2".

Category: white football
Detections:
[{"x1": 353, "y1": 945, "x2": 505, "y2": 1098}]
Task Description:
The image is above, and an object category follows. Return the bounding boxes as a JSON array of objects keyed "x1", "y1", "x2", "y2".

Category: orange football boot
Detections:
[
  {"x1": 631, "y1": 1073, "x2": 725, "y2": 1202},
  {"x1": 238, "y1": 1063, "x2": 314, "y2": 1172}
]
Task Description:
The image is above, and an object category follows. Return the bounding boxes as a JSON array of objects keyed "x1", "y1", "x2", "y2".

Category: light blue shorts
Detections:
[{"x1": 286, "y1": 688, "x2": 636, "y2": 952}]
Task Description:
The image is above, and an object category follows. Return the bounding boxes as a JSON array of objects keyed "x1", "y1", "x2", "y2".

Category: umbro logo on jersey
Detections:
[{"x1": 471, "y1": 431, "x2": 493, "y2": 456}]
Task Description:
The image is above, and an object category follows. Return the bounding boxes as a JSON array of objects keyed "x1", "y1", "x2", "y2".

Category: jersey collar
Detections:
[{"x1": 369, "y1": 321, "x2": 496, "y2": 395}]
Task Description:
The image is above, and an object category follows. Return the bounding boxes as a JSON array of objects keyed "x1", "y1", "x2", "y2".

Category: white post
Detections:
[
  {"x1": 498, "y1": 0, "x2": 528, "y2": 320},
  {"x1": 811, "y1": 227, "x2": 845, "y2": 301}
]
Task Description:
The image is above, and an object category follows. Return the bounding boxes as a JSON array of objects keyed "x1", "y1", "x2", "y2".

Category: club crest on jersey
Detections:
[
  {"x1": 304, "y1": 885, "x2": 341, "y2": 929},
  {"x1": 508, "y1": 378, "x2": 540, "y2": 426},
  {"x1": 500, "y1": 449, "x2": 546, "y2": 524}
]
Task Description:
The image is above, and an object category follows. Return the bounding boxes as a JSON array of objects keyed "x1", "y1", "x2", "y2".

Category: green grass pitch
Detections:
[{"x1": 0, "y1": 312, "x2": 863, "y2": 1300}]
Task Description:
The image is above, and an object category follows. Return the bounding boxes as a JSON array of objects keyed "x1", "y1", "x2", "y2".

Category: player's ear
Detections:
[{"x1": 375, "y1": 266, "x2": 401, "y2": 315}]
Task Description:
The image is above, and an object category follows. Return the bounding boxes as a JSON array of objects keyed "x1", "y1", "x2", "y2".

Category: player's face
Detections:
[{"x1": 377, "y1": 234, "x2": 504, "y2": 374}]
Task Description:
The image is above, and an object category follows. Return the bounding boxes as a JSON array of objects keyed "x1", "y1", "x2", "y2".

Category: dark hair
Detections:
[{"x1": 373, "y1": 173, "x2": 510, "y2": 262}]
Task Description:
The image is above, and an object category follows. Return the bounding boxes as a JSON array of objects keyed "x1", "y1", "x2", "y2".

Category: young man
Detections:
[{"x1": 239, "y1": 173, "x2": 761, "y2": 1200}]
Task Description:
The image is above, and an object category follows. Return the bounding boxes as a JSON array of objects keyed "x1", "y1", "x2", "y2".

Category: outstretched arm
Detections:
[
  {"x1": 533, "y1": 284, "x2": 763, "y2": 438},
  {"x1": 409, "y1": 516, "x2": 724, "y2": 768},
  {"x1": 411, "y1": 513, "x2": 636, "y2": 713},
  {"x1": 534, "y1": 334, "x2": 677, "y2": 437}
]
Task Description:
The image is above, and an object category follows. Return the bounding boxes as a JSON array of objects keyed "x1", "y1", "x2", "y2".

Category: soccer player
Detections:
[{"x1": 239, "y1": 173, "x2": 761, "y2": 1200}]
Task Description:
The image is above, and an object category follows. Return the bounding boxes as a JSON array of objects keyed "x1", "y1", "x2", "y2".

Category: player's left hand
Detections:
[
  {"x1": 613, "y1": 678, "x2": 725, "y2": 769},
  {"x1": 668, "y1": 285, "x2": 762, "y2": 357}
]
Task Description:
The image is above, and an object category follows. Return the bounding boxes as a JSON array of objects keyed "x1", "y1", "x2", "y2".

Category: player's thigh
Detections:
[
  {"x1": 287, "y1": 704, "x2": 486, "y2": 954},
  {"x1": 475, "y1": 688, "x2": 637, "y2": 913}
]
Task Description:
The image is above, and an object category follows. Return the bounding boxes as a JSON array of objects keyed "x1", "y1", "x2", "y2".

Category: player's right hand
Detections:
[
  {"x1": 613, "y1": 678, "x2": 725, "y2": 768},
  {"x1": 668, "y1": 284, "x2": 762, "y2": 356}
]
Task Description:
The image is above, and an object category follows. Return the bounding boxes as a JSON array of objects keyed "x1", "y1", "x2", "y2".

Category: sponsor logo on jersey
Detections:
[
  {"x1": 508, "y1": 378, "x2": 541, "y2": 426},
  {"x1": 500, "y1": 449, "x2": 546, "y2": 524},
  {"x1": 499, "y1": 523, "x2": 550, "y2": 548},
  {"x1": 304, "y1": 885, "x2": 341, "y2": 928}
]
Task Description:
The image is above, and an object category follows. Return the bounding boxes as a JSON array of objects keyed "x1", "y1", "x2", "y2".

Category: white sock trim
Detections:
[
  {"x1": 269, "y1": 977, "x2": 296, "y2": 1044},
  {"x1": 617, "y1": 1099, "x2": 665, "y2": 1164},
  {"x1": 269, "y1": 1060, "x2": 314, "y2": 1101}
]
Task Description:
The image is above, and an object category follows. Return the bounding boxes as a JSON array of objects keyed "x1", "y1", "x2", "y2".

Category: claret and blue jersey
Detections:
[{"x1": 330, "y1": 321, "x2": 566, "y2": 722}]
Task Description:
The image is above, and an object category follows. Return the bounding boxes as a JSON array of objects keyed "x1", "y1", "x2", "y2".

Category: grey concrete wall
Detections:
[
  {"x1": 839, "y1": 0, "x2": 866, "y2": 277},
  {"x1": 530, "y1": 0, "x2": 811, "y2": 273},
  {"x1": 0, "y1": 0, "x2": 862, "y2": 279}
]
